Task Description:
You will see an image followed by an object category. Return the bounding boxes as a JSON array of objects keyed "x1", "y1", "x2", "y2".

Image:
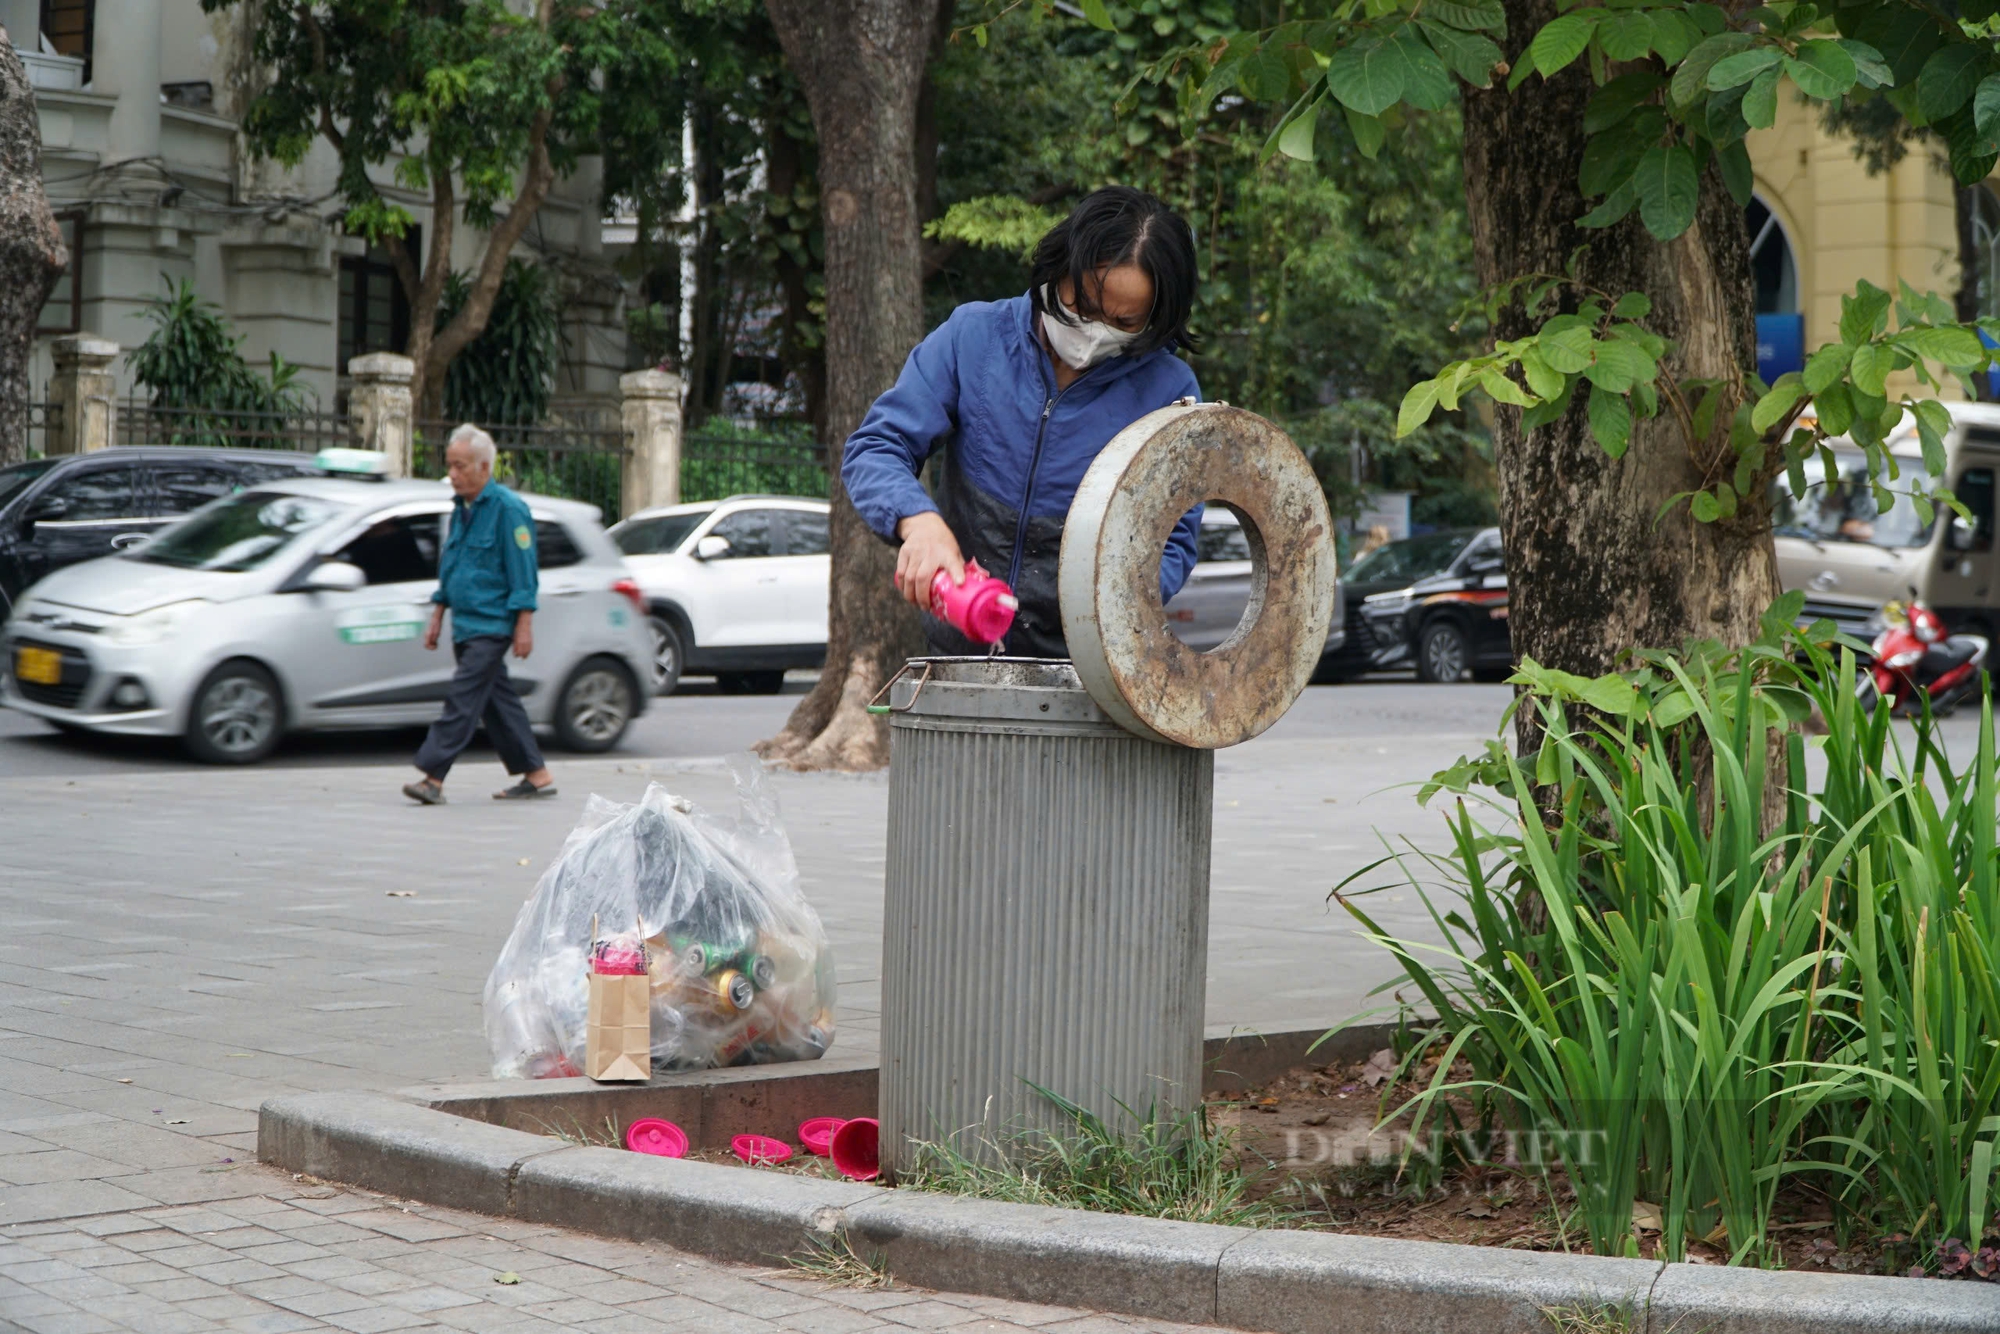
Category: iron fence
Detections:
[
  {"x1": 25, "y1": 402, "x2": 61, "y2": 459},
  {"x1": 681, "y1": 422, "x2": 827, "y2": 503},
  {"x1": 414, "y1": 415, "x2": 627, "y2": 517},
  {"x1": 117, "y1": 396, "x2": 355, "y2": 452}
]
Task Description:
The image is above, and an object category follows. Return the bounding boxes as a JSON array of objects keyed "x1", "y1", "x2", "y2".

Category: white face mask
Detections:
[{"x1": 1041, "y1": 286, "x2": 1143, "y2": 370}]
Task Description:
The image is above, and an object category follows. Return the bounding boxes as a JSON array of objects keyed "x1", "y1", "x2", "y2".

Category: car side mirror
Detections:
[
  {"x1": 1951, "y1": 515, "x2": 1978, "y2": 552},
  {"x1": 24, "y1": 495, "x2": 66, "y2": 524},
  {"x1": 694, "y1": 534, "x2": 732, "y2": 561},
  {"x1": 303, "y1": 561, "x2": 366, "y2": 593}
]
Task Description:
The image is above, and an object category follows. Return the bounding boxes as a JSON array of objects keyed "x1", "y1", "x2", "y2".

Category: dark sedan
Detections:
[
  {"x1": 1318, "y1": 528, "x2": 1482, "y2": 680},
  {"x1": 1356, "y1": 527, "x2": 1512, "y2": 683}
]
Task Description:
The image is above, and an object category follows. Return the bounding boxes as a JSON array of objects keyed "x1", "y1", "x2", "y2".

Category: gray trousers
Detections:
[{"x1": 413, "y1": 634, "x2": 545, "y2": 780}]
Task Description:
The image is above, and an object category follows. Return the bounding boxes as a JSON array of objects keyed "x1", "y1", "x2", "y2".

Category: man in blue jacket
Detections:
[
  {"x1": 403, "y1": 425, "x2": 557, "y2": 805},
  {"x1": 843, "y1": 186, "x2": 1202, "y2": 658}
]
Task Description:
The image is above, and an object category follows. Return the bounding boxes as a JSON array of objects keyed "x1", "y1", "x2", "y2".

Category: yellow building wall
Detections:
[{"x1": 1745, "y1": 88, "x2": 1969, "y2": 396}]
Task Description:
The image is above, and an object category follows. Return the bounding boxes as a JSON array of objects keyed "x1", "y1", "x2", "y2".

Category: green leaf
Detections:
[
  {"x1": 1939, "y1": 105, "x2": 2000, "y2": 185},
  {"x1": 1530, "y1": 13, "x2": 1596, "y2": 78},
  {"x1": 1423, "y1": 0, "x2": 1507, "y2": 33},
  {"x1": 1691, "y1": 490, "x2": 1722, "y2": 522},
  {"x1": 1975, "y1": 74, "x2": 2000, "y2": 140},
  {"x1": 1707, "y1": 47, "x2": 1783, "y2": 92},
  {"x1": 1814, "y1": 382, "x2": 1853, "y2": 438},
  {"x1": 1479, "y1": 366, "x2": 1533, "y2": 406},
  {"x1": 1584, "y1": 71, "x2": 1665, "y2": 133},
  {"x1": 1078, "y1": 0, "x2": 1115, "y2": 30},
  {"x1": 1787, "y1": 40, "x2": 1858, "y2": 101},
  {"x1": 1611, "y1": 292, "x2": 1652, "y2": 319},
  {"x1": 1840, "y1": 39, "x2": 1893, "y2": 89},
  {"x1": 1586, "y1": 382, "x2": 1633, "y2": 457},
  {"x1": 1578, "y1": 107, "x2": 1662, "y2": 195},
  {"x1": 1899, "y1": 325, "x2": 1987, "y2": 369},
  {"x1": 1802, "y1": 342, "x2": 1855, "y2": 394},
  {"x1": 1419, "y1": 21, "x2": 1503, "y2": 88},
  {"x1": 1914, "y1": 398, "x2": 1951, "y2": 474},
  {"x1": 1672, "y1": 33, "x2": 1753, "y2": 108},
  {"x1": 1850, "y1": 341, "x2": 1890, "y2": 397},
  {"x1": 1840, "y1": 281, "x2": 1893, "y2": 345},
  {"x1": 1237, "y1": 46, "x2": 1294, "y2": 102},
  {"x1": 1540, "y1": 323, "x2": 1596, "y2": 374},
  {"x1": 1851, "y1": 7, "x2": 1940, "y2": 90},
  {"x1": 1596, "y1": 11, "x2": 1655, "y2": 62},
  {"x1": 1585, "y1": 338, "x2": 1656, "y2": 393},
  {"x1": 1652, "y1": 689, "x2": 1698, "y2": 727},
  {"x1": 1717, "y1": 139, "x2": 1753, "y2": 206},
  {"x1": 1650, "y1": 9, "x2": 1700, "y2": 66},
  {"x1": 1751, "y1": 374, "x2": 1806, "y2": 433},
  {"x1": 1276, "y1": 102, "x2": 1318, "y2": 161},
  {"x1": 1397, "y1": 378, "x2": 1442, "y2": 437},
  {"x1": 1391, "y1": 27, "x2": 1456, "y2": 111},
  {"x1": 1345, "y1": 104, "x2": 1386, "y2": 158},
  {"x1": 1517, "y1": 346, "x2": 1566, "y2": 399},
  {"x1": 1742, "y1": 66, "x2": 1781, "y2": 128},
  {"x1": 1918, "y1": 44, "x2": 1986, "y2": 121},
  {"x1": 1634, "y1": 145, "x2": 1699, "y2": 240},
  {"x1": 1577, "y1": 180, "x2": 1637, "y2": 229},
  {"x1": 1325, "y1": 38, "x2": 1407, "y2": 115}
]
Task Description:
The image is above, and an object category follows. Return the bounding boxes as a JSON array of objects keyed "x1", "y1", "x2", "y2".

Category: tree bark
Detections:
[
  {"x1": 758, "y1": 0, "x2": 942, "y2": 770},
  {"x1": 0, "y1": 33, "x2": 65, "y2": 467},
  {"x1": 1463, "y1": 0, "x2": 1770, "y2": 759}
]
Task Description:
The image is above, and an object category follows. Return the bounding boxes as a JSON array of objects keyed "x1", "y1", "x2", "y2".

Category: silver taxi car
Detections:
[{"x1": 0, "y1": 473, "x2": 652, "y2": 763}]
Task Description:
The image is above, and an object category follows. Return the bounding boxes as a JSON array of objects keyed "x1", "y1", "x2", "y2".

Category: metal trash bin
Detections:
[{"x1": 878, "y1": 657, "x2": 1213, "y2": 1173}]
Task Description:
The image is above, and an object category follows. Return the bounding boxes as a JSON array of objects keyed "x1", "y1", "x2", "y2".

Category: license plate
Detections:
[{"x1": 14, "y1": 646, "x2": 61, "y2": 686}]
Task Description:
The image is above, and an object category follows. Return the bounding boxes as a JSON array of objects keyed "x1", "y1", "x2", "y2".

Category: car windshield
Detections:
[
  {"x1": 135, "y1": 491, "x2": 349, "y2": 571},
  {"x1": 1772, "y1": 458, "x2": 1935, "y2": 550},
  {"x1": 0, "y1": 458, "x2": 59, "y2": 508},
  {"x1": 1345, "y1": 532, "x2": 1468, "y2": 584},
  {"x1": 613, "y1": 510, "x2": 711, "y2": 555}
]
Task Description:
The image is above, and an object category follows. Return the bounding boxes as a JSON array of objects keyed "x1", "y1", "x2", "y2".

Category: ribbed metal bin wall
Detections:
[{"x1": 879, "y1": 658, "x2": 1212, "y2": 1175}]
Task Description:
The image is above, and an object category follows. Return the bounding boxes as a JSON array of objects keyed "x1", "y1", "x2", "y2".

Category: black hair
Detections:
[{"x1": 1028, "y1": 185, "x2": 1199, "y2": 355}]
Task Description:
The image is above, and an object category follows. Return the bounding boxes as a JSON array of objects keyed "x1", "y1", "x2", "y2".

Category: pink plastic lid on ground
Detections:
[
  {"x1": 732, "y1": 1133, "x2": 794, "y2": 1166},
  {"x1": 830, "y1": 1117, "x2": 879, "y2": 1181},
  {"x1": 624, "y1": 1118, "x2": 688, "y2": 1158},
  {"x1": 798, "y1": 1117, "x2": 846, "y2": 1156}
]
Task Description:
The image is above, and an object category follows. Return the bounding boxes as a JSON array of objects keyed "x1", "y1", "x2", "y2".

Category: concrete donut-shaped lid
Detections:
[{"x1": 1059, "y1": 403, "x2": 1337, "y2": 749}]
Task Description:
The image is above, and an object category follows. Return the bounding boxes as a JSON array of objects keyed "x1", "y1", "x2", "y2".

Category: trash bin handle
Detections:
[{"x1": 866, "y1": 660, "x2": 933, "y2": 715}]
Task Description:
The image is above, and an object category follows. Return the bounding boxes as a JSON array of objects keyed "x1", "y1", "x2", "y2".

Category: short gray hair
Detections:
[{"x1": 448, "y1": 423, "x2": 497, "y2": 468}]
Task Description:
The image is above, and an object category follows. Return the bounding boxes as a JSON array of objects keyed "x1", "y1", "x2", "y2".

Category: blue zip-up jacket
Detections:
[
  {"x1": 843, "y1": 293, "x2": 1201, "y2": 658},
  {"x1": 433, "y1": 481, "x2": 539, "y2": 641}
]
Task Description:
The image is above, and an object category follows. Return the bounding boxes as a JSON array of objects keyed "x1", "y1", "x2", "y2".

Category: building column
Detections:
[
  {"x1": 348, "y1": 353, "x2": 414, "y2": 476},
  {"x1": 621, "y1": 369, "x2": 683, "y2": 517},
  {"x1": 90, "y1": 0, "x2": 161, "y2": 163},
  {"x1": 49, "y1": 335, "x2": 118, "y2": 455}
]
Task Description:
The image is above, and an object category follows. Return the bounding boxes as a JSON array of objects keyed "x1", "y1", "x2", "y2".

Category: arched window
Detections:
[
  {"x1": 1970, "y1": 186, "x2": 2000, "y2": 320},
  {"x1": 1746, "y1": 197, "x2": 1799, "y2": 315}
]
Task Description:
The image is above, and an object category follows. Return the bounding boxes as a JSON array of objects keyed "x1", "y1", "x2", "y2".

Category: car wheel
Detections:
[
  {"x1": 716, "y1": 670, "x2": 786, "y2": 695},
  {"x1": 556, "y1": 658, "x2": 636, "y2": 752},
  {"x1": 648, "y1": 615, "x2": 685, "y2": 696},
  {"x1": 183, "y1": 661, "x2": 283, "y2": 764},
  {"x1": 1415, "y1": 621, "x2": 1470, "y2": 684}
]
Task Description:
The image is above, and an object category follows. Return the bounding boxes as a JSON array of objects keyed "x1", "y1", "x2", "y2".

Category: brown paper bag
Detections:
[{"x1": 586, "y1": 971, "x2": 652, "y2": 1082}]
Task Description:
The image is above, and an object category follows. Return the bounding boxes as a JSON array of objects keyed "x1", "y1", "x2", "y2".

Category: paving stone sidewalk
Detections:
[{"x1": 2, "y1": 1163, "x2": 1230, "y2": 1334}]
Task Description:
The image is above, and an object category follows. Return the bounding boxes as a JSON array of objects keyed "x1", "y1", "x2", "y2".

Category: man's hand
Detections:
[
  {"x1": 513, "y1": 612, "x2": 534, "y2": 660},
  {"x1": 894, "y1": 512, "x2": 965, "y2": 614},
  {"x1": 423, "y1": 605, "x2": 445, "y2": 651}
]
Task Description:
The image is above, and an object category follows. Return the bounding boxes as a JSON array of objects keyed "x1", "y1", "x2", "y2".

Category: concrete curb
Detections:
[{"x1": 259, "y1": 1087, "x2": 2000, "y2": 1334}]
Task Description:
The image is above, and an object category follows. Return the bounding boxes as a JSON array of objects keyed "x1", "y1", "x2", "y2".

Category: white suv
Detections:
[{"x1": 610, "y1": 495, "x2": 830, "y2": 695}]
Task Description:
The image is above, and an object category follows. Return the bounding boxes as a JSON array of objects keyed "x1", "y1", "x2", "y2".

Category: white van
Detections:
[{"x1": 1777, "y1": 402, "x2": 2000, "y2": 641}]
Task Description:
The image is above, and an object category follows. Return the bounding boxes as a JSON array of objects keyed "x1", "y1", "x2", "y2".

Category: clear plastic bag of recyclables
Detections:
[{"x1": 484, "y1": 758, "x2": 836, "y2": 1078}]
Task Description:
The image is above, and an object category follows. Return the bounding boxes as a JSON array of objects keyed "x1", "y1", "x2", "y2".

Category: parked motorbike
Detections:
[{"x1": 1857, "y1": 598, "x2": 1989, "y2": 716}]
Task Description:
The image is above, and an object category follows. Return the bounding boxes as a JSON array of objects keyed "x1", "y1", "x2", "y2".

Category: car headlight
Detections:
[
  {"x1": 1363, "y1": 591, "x2": 1413, "y2": 619},
  {"x1": 103, "y1": 600, "x2": 206, "y2": 647}
]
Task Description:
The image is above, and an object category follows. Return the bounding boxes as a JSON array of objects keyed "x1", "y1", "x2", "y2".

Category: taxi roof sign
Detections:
[{"x1": 314, "y1": 447, "x2": 390, "y2": 478}]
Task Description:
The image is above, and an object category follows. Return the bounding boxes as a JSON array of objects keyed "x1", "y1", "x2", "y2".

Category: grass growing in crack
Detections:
[
  {"x1": 902, "y1": 1085, "x2": 1304, "y2": 1228},
  {"x1": 1539, "y1": 1303, "x2": 1636, "y2": 1334},
  {"x1": 529, "y1": 1111, "x2": 622, "y2": 1149},
  {"x1": 786, "y1": 1233, "x2": 892, "y2": 1289}
]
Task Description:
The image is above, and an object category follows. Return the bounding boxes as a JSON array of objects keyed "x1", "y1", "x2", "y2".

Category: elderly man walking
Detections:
[{"x1": 402, "y1": 425, "x2": 557, "y2": 804}]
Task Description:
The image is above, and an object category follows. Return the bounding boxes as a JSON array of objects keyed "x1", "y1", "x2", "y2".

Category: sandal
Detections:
[
  {"x1": 402, "y1": 779, "x2": 446, "y2": 805},
  {"x1": 494, "y1": 779, "x2": 558, "y2": 800}
]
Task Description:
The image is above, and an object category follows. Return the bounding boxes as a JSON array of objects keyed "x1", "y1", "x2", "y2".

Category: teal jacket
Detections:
[{"x1": 433, "y1": 481, "x2": 538, "y2": 640}]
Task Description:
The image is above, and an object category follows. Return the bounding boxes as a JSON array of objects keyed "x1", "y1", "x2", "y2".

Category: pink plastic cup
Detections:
[
  {"x1": 624, "y1": 1118, "x2": 688, "y2": 1158},
  {"x1": 829, "y1": 1116, "x2": 879, "y2": 1181},
  {"x1": 930, "y1": 562, "x2": 1017, "y2": 645},
  {"x1": 798, "y1": 1117, "x2": 847, "y2": 1157},
  {"x1": 732, "y1": 1133, "x2": 794, "y2": 1166}
]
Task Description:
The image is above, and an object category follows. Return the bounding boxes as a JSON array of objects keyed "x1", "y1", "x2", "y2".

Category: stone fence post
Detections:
[
  {"x1": 48, "y1": 335, "x2": 118, "y2": 455},
  {"x1": 620, "y1": 369, "x2": 683, "y2": 518},
  {"x1": 347, "y1": 353, "x2": 414, "y2": 476}
]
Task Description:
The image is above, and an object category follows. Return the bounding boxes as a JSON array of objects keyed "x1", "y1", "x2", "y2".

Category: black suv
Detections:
[
  {"x1": 0, "y1": 449, "x2": 320, "y2": 611},
  {"x1": 1353, "y1": 527, "x2": 1513, "y2": 683}
]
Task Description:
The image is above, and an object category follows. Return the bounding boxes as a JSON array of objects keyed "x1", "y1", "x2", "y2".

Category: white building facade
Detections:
[{"x1": 4, "y1": 0, "x2": 634, "y2": 411}]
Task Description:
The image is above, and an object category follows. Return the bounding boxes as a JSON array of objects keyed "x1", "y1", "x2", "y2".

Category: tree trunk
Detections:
[
  {"x1": 0, "y1": 34, "x2": 66, "y2": 467},
  {"x1": 1955, "y1": 185, "x2": 1988, "y2": 401},
  {"x1": 1464, "y1": 0, "x2": 1770, "y2": 760},
  {"x1": 758, "y1": 0, "x2": 941, "y2": 771}
]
